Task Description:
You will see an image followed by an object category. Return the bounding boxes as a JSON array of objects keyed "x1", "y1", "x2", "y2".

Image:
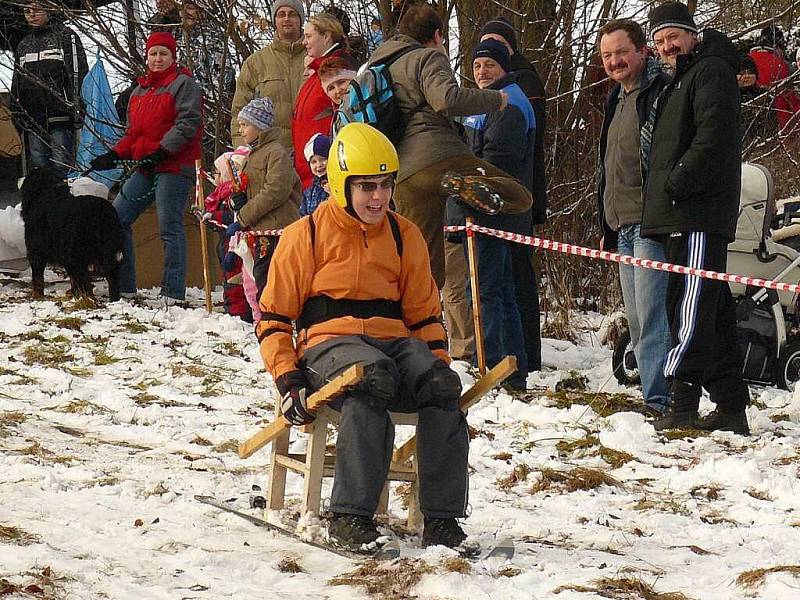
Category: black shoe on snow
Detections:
[
  {"x1": 653, "y1": 404, "x2": 699, "y2": 431},
  {"x1": 441, "y1": 172, "x2": 503, "y2": 215},
  {"x1": 696, "y1": 408, "x2": 750, "y2": 436},
  {"x1": 422, "y1": 518, "x2": 468, "y2": 549},
  {"x1": 328, "y1": 513, "x2": 381, "y2": 550}
]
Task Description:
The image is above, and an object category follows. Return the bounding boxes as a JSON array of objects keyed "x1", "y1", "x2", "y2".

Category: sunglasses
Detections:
[{"x1": 351, "y1": 177, "x2": 395, "y2": 193}]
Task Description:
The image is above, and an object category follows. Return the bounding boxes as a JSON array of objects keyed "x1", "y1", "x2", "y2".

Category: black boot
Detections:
[
  {"x1": 441, "y1": 172, "x2": 503, "y2": 215},
  {"x1": 328, "y1": 513, "x2": 381, "y2": 550},
  {"x1": 653, "y1": 380, "x2": 701, "y2": 431},
  {"x1": 696, "y1": 408, "x2": 750, "y2": 435},
  {"x1": 422, "y1": 518, "x2": 468, "y2": 549}
]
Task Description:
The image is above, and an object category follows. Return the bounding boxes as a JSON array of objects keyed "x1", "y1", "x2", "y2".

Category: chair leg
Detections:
[
  {"x1": 377, "y1": 481, "x2": 390, "y2": 515},
  {"x1": 407, "y1": 458, "x2": 423, "y2": 532},
  {"x1": 267, "y1": 427, "x2": 290, "y2": 512},
  {"x1": 302, "y1": 410, "x2": 329, "y2": 516}
]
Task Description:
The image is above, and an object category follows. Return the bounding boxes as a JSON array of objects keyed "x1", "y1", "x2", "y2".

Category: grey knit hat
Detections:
[
  {"x1": 239, "y1": 97, "x2": 274, "y2": 131},
  {"x1": 648, "y1": 2, "x2": 697, "y2": 37},
  {"x1": 271, "y1": 0, "x2": 305, "y2": 24}
]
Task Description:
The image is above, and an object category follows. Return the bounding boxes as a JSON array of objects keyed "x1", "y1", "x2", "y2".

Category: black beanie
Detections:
[
  {"x1": 472, "y1": 38, "x2": 511, "y2": 73},
  {"x1": 479, "y1": 16, "x2": 517, "y2": 52},
  {"x1": 648, "y1": 2, "x2": 697, "y2": 37}
]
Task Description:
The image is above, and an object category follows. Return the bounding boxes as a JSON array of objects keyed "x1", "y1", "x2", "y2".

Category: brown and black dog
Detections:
[{"x1": 20, "y1": 168, "x2": 123, "y2": 301}]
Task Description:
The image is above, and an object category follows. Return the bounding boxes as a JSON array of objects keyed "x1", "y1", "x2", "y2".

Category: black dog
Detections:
[{"x1": 20, "y1": 168, "x2": 124, "y2": 301}]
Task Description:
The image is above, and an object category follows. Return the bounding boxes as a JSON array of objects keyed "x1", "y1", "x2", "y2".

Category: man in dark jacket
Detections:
[
  {"x1": 11, "y1": 0, "x2": 87, "y2": 177},
  {"x1": 478, "y1": 16, "x2": 546, "y2": 372},
  {"x1": 642, "y1": 2, "x2": 749, "y2": 434},
  {"x1": 447, "y1": 39, "x2": 535, "y2": 390},
  {"x1": 597, "y1": 19, "x2": 671, "y2": 413}
]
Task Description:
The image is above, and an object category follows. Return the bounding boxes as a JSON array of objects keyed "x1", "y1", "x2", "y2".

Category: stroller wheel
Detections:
[
  {"x1": 775, "y1": 339, "x2": 800, "y2": 391},
  {"x1": 612, "y1": 327, "x2": 641, "y2": 386}
]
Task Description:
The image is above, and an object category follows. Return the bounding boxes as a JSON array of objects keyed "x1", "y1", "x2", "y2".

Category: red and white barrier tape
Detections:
[
  {"x1": 454, "y1": 223, "x2": 800, "y2": 295},
  {"x1": 192, "y1": 208, "x2": 800, "y2": 295}
]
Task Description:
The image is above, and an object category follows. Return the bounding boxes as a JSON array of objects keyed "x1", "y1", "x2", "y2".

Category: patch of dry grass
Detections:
[
  {"x1": 0, "y1": 566, "x2": 69, "y2": 599},
  {"x1": 545, "y1": 389, "x2": 650, "y2": 418},
  {"x1": 47, "y1": 400, "x2": 106, "y2": 415},
  {"x1": 212, "y1": 439, "x2": 240, "y2": 454},
  {"x1": 632, "y1": 495, "x2": 691, "y2": 517},
  {"x1": 440, "y1": 557, "x2": 470, "y2": 574},
  {"x1": 0, "y1": 524, "x2": 41, "y2": 546},
  {"x1": 21, "y1": 343, "x2": 73, "y2": 367},
  {"x1": 277, "y1": 556, "x2": 305, "y2": 573},
  {"x1": 555, "y1": 431, "x2": 635, "y2": 468},
  {"x1": 14, "y1": 442, "x2": 76, "y2": 465},
  {"x1": 0, "y1": 410, "x2": 26, "y2": 437},
  {"x1": 496, "y1": 463, "x2": 533, "y2": 492},
  {"x1": 531, "y1": 466, "x2": 623, "y2": 494},
  {"x1": 329, "y1": 558, "x2": 434, "y2": 600},
  {"x1": 553, "y1": 576, "x2": 693, "y2": 599},
  {"x1": 53, "y1": 317, "x2": 85, "y2": 331},
  {"x1": 736, "y1": 565, "x2": 800, "y2": 589},
  {"x1": 660, "y1": 428, "x2": 710, "y2": 441}
]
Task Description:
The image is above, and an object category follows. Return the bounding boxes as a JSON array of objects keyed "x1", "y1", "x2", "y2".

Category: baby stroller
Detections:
[{"x1": 613, "y1": 162, "x2": 800, "y2": 391}]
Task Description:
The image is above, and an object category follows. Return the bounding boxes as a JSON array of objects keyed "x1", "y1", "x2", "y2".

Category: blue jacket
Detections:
[
  {"x1": 300, "y1": 176, "x2": 328, "y2": 216},
  {"x1": 447, "y1": 77, "x2": 535, "y2": 236}
]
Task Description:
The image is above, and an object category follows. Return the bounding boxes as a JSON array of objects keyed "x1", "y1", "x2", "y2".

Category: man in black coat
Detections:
[
  {"x1": 642, "y1": 2, "x2": 749, "y2": 434},
  {"x1": 477, "y1": 16, "x2": 546, "y2": 372}
]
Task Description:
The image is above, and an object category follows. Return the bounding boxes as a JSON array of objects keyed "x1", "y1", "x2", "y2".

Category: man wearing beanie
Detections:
[
  {"x1": 231, "y1": 0, "x2": 306, "y2": 148},
  {"x1": 478, "y1": 15, "x2": 547, "y2": 373},
  {"x1": 444, "y1": 39, "x2": 536, "y2": 390},
  {"x1": 641, "y1": 2, "x2": 751, "y2": 434},
  {"x1": 596, "y1": 19, "x2": 671, "y2": 414},
  {"x1": 749, "y1": 25, "x2": 800, "y2": 136}
]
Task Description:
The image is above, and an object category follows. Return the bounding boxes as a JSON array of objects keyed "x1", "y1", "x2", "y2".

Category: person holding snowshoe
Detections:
[{"x1": 256, "y1": 123, "x2": 470, "y2": 552}]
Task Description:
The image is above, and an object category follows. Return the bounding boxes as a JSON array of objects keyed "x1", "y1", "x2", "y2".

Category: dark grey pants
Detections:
[{"x1": 301, "y1": 335, "x2": 469, "y2": 519}]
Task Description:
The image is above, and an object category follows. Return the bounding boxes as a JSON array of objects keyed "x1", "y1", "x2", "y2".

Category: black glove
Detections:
[
  {"x1": 139, "y1": 147, "x2": 169, "y2": 170},
  {"x1": 276, "y1": 370, "x2": 315, "y2": 426},
  {"x1": 230, "y1": 191, "x2": 248, "y2": 211},
  {"x1": 89, "y1": 150, "x2": 119, "y2": 172}
]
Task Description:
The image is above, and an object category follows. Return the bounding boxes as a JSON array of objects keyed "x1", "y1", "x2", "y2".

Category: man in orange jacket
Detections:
[{"x1": 256, "y1": 124, "x2": 469, "y2": 552}]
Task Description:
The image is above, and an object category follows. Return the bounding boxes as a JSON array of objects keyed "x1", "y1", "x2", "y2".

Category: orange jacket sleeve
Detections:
[{"x1": 255, "y1": 218, "x2": 315, "y2": 379}]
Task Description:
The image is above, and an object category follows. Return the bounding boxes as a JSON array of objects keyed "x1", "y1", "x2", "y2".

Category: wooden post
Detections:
[
  {"x1": 465, "y1": 217, "x2": 486, "y2": 375},
  {"x1": 195, "y1": 159, "x2": 213, "y2": 313},
  {"x1": 238, "y1": 364, "x2": 364, "y2": 459}
]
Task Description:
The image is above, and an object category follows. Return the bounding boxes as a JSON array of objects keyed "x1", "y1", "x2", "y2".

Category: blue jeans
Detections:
[
  {"x1": 113, "y1": 170, "x2": 191, "y2": 300},
  {"x1": 471, "y1": 236, "x2": 528, "y2": 389},
  {"x1": 26, "y1": 126, "x2": 74, "y2": 177},
  {"x1": 617, "y1": 224, "x2": 671, "y2": 409}
]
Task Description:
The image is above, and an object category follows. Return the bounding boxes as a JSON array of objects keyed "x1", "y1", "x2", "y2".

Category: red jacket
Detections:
[
  {"x1": 291, "y1": 45, "x2": 349, "y2": 188},
  {"x1": 114, "y1": 64, "x2": 203, "y2": 173},
  {"x1": 749, "y1": 47, "x2": 800, "y2": 133}
]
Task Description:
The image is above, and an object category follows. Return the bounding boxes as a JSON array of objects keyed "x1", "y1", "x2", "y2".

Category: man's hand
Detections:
[
  {"x1": 230, "y1": 191, "x2": 247, "y2": 211},
  {"x1": 281, "y1": 387, "x2": 315, "y2": 425},
  {"x1": 89, "y1": 150, "x2": 119, "y2": 171},
  {"x1": 276, "y1": 370, "x2": 315, "y2": 426}
]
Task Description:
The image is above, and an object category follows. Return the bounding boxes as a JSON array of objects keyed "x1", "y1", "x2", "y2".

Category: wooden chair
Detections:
[
  {"x1": 260, "y1": 357, "x2": 517, "y2": 532},
  {"x1": 266, "y1": 406, "x2": 423, "y2": 529}
]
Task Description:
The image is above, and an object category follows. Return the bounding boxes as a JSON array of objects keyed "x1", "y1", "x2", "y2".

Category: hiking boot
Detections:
[
  {"x1": 422, "y1": 518, "x2": 468, "y2": 549},
  {"x1": 441, "y1": 172, "x2": 503, "y2": 215},
  {"x1": 696, "y1": 408, "x2": 750, "y2": 436},
  {"x1": 328, "y1": 513, "x2": 381, "y2": 550},
  {"x1": 653, "y1": 379, "x2": 701, "y2": 431}
]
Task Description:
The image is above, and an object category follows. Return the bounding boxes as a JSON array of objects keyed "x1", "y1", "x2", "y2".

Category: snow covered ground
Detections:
[{"x1": 1, "y1": 275, "x2": 800, "y2": 600}]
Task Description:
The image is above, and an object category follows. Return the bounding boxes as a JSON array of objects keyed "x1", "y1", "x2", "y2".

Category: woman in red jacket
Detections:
[
  {"x1": 292, "y1": 13, "x2": 351, "y2": 189},
  {"x1": 92, "y1": 32, "x2": 203, "y2": 304}
]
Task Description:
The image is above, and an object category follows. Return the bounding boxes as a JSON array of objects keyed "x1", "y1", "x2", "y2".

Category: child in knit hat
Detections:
[
  {"x1": 299, "y1": 133, "x2": 331, "y2": 216},
  {"x1": 227, "y1": 96, "x2": 302, "y2": 317}
]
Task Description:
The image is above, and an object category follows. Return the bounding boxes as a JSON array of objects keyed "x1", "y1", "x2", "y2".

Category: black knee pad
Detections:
[
  {"x1": 416, "y1": 360, "x2": 461, "y2": 410},
  {"x1": 353, "y1": 359, "x2": 398, "y2": 409}
]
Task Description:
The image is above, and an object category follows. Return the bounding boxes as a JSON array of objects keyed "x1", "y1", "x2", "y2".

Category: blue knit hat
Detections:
[
  {"x1": 239, "y1": 97, "x2": 274, "y2": 131},
  {"x1": 472, "y1": 38, "x2": 511, "y2": 73},
  {"x1": 304, "y1": 133, "x2": 332, "y2": 162}
]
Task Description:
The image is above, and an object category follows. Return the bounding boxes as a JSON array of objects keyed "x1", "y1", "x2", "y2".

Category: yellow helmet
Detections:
[{"x1": 327, "y1": 123, "x2": 399, "y2": 207}]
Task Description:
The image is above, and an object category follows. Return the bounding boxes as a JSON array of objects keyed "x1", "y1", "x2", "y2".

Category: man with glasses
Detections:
[
  {"x1": 256, "y1": 124, "x2": 471, "y2": 552},
  {"x1": 11, "y1": 0, "x2": 87, "y2": 177}
]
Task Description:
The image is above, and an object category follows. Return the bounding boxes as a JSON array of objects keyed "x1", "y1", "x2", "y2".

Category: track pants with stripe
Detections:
[{"x1": 663, "y1": 232, "x2": 749, "y2": 411}]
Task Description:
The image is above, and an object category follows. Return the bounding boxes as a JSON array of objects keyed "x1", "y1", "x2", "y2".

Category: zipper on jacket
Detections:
[{"x1": 362, "y1": 229, "x2": 368, "y2": 248}]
